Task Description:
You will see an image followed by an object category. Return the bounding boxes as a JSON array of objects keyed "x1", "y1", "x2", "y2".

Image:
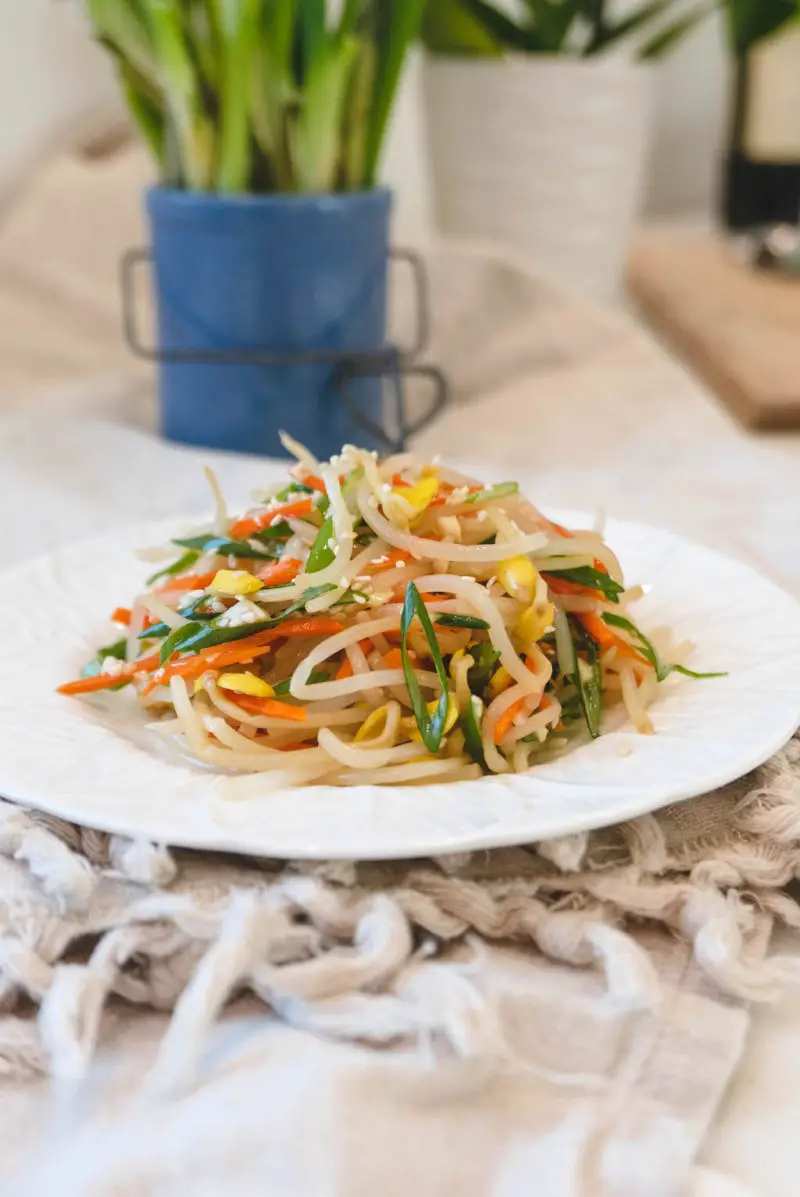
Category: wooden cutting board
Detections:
[{"x1": 628, "y1": 235, "x2": 800, "y2": 430}]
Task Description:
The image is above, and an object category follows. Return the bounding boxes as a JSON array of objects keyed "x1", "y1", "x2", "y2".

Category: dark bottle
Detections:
[{"x1": 722, "y1": 27, "x2": 800, "y2": 231}]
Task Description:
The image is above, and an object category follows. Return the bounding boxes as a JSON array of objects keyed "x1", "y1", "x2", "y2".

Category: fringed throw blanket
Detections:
[{"x1": 0, "y1": 736, "x2": 798, "y2": 1197}]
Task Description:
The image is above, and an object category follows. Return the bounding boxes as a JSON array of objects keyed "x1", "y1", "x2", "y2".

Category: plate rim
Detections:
[{"x1": 0, "y1": 508, "x2": 798, "y2": 859}]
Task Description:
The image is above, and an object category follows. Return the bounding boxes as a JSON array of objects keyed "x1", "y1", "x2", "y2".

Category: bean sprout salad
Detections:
[{"x1": 58, "y1": 439, "x2": 722, "y2": 787}]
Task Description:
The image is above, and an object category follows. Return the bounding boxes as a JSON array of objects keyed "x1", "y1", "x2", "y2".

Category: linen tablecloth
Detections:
[{"x1": 0, "y1": 144, "x2": 799, "y2": 1197}]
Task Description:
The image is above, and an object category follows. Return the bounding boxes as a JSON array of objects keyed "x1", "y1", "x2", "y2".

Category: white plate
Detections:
[{"x1": 1, "y1": 511, "x2": 799, "y2": 860}]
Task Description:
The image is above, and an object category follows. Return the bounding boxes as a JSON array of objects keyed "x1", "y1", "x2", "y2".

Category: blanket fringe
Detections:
[{"x1": 0, "y1": 735, "x2": 797, "y2": 1082}]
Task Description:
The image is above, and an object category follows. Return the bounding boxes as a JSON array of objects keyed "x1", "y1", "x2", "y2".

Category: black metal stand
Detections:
[{"x1": 120, "y1": 246, "x2": 448, "y2": 454}]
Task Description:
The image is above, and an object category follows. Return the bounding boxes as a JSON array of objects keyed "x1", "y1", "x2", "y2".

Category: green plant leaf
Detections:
[
  {"x1": 586, "y1": 0, "x2": 673, "y2": 52},
  {"x1": 338, "y1": 0, "x2": 368, "y2": 37},
  {"x1": 141, "y1": 0, "x2": 215, "y2": 189},
  {"x1": 209, "y1": 0, "x2": 262, "y2": 192},
  {"x1": 363, "y1": 0, "x2": 427, "y2": 186},
  {"x1": 724, "y1": 0, "x2": 799, "y2": 53},
  {"x1": 522, "y1": 0, "x2": 585, "y2": 51},
  {"x1": 298, "y1": 0, "x2": 328, "y2": 78},
  {"x1": 638, "y1": 1, "x2": 716, "y2": 58},
  {"x1": 183, "y1": 1, "x2": 220, "y2": 91},
  {"x1": 251, "y1": 0, "x2": 298, "y2": 188},
  {"x1": 119, "y1": 62, "x2": 167, "y2": 164},
  {"x1": 339, "y1": 37, "x2": 375, "y2": 187},
  {"x1": 294, "y1": 34, "x2": 361, "y2": 192},
  {"x1": 449, "y1": 0, "x2": 546, "y2": 49},
  {"x1": 421, "y1": 0, "x2": 504, "y2": 55},
  {"x1": 87, "y1": 0, "x2": 160, "y2": 86},
  {"x1": 400, "y1": 581, "x2": 451, "y2": 754}
]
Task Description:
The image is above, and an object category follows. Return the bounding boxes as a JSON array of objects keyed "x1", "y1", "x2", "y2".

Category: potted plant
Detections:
[
  {"x1": 421, "y1": 0, "x2": 714, "y2": 300},
  {"x1": 80, "y1": 1, "x2": 424, "y2": 458}
]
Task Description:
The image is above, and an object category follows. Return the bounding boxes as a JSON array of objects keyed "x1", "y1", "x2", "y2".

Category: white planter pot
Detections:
[{"x1": 424, "y1": 55, "x2": 653, "y2": 302}]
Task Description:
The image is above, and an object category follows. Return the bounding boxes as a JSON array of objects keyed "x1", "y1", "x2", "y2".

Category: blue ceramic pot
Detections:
[{"x1": 146, "y1": 186, "x2": 392, "y2": 459}]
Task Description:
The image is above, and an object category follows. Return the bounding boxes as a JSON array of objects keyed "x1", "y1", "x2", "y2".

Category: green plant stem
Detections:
[
  {"x1": 364, "y1": 0, "x2": 427, "y2": 187},
  {"x1": 211, "y1": 0, "x2": 261, "y2": 192},
  {"x1": 294, "y1": 34, "x2": 360, "y2": 192},
  {"x1": 119, "y1": 63, "x2": 166, "y2": 165},
  {"x1": 85, "y1": 0, "x2": 427, "y2": 194},
  {"x1": 724, "y1": 0, "x2": 799, "y2": 54},
  {"x1": 87, "y1": 0, "x2": 160, "y2": 87},
  {"x1": 638, "y1": 0, "x2": 718, "y2": 58},
  {"x1": 143, "y1": 0, "x2": 215, "y2": 190}
]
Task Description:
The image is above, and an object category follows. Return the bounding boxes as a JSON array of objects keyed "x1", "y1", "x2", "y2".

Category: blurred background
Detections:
[
  {"x1": 0, "y1": 0, "x2": 797, "y2": 468},
  {"x1": 0, "y1": 1, "x2": 733, "y2": 238}
]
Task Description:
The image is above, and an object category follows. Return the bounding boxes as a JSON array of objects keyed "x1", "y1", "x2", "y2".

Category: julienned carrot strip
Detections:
[
  {"x1": 276, "y1": 618, "x2": 345, "y2": 639},
  {"x1": 157, "y1": 571, "x2": 218, "y2": 594},
  {"x1": 58, "y1": 673, "x2": 129, "y2": 697},
  {"x1": 65, "y1": 617, "x2": 345, "y2": 698},
  {"x1": 494, "y1": 696, "x2": 532, "y2": 744},
  {"x1": 493, "y1": 657, "x2": 546, "y2": 744},
  {"x1": 57, "y1": 649, "x2": 162, "y2": 696},
  {"x1": 335, "y1": 635, "x2": 376, "y2": 678},
  {"x1": 382, "y1": 647, "x2": 418, "y2": 669},
  {"x1": 111, "y1": 609, "x2": 157, "y2": 629},
  {"x1": 229, "y1": 498, "x2": 313, "y2": 539},
  {"x1": 577, "y1": 612, "x2": 646, "y2": 664},
  {"x1": 230, "y1": 695, "x2": 307, "y2": 723},
  {"x1": 543, "y1": 574, "x2": 600, "y2": 599},
  {"x1": 291, "y1": 469, "x2": 344, "y2": 491},
  {"x1": 364, "y1": 548, "x2": 414, "y2": 574},
  {"x1": 256, "y1": 558, "x2": 302, "y2": 586},
  {"x1": 140, "y1": 618, "x2": 346, "y2": 695},
  {"x1": 429, "y1": 484, "x2": 482, "y2": 508},
  {"x1": 142, "y1": 644, "x2": 275, "y2": 695},
  {"x1": 542, "y1": 517, "x2": 574, "y2": 538}
]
